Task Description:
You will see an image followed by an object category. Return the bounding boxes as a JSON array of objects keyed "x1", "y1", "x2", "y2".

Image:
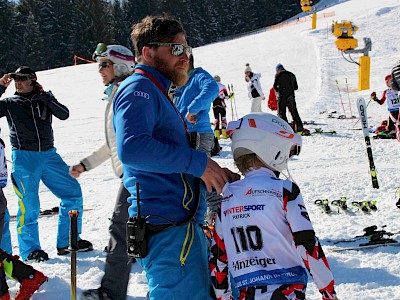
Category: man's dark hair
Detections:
[{"x1": 131, "y1": 14, "x2": 185, "y2": 59}]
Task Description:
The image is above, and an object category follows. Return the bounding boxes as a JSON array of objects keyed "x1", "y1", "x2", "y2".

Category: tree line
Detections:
[{"x1": 0, "y1": 0, "x2": 313, "y2": 73}]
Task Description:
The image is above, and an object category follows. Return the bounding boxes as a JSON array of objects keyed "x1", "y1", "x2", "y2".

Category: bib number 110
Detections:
[{"x1": 230, "y1": 225, "x2": 263, "y2": 253}]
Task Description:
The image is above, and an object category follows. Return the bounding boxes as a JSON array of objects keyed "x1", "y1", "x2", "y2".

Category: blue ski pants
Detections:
[
  {"x1": 11, "y1": 148, "x2": 83, "y2": 260},
  {"x1": 137, "y1": 222, "x2": 212, "y2": 300}
]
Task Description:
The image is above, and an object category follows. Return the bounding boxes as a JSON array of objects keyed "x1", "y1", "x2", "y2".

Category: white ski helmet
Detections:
[
  {"x1": 226, "y1": 112, "x2": 302, "y2": 173},
  {"x1": 93, "y1": 43, "x2": 135, "y2": 78}
]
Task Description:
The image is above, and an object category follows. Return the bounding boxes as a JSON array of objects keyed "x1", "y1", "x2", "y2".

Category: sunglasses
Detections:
[
  {"x1": 148, "y1": 42, "x2": 192, "y2": 57},
  {"x1": 11, "y1": 75, "x2": 29, "y2": 82},
  {"x1": 98, "y1": 61, "x2": 113, "y2": 69}
]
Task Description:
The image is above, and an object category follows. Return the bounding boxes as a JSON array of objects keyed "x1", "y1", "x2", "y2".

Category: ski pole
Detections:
[
  {"x1": 228, "y1": 84, "x2": 235, "y2": 121},
  {"x1": 336, "y1": 80, "x2": 347, "y2": 119},
  {"x1": 231, "y1": 84, "x2": 238, "y2": 120},
  {"x1": 69, "y1": 210, "x2": 79, "y2": 300},
  {"x1": 345, "y1": 78, "x2": 353, "y2": 118}
]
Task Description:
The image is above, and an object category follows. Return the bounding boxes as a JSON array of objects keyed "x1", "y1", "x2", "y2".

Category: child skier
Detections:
[
  {"x1": 370, "y1": 74, "x2": 400, "y2": 139},
  {"x1": 0, "y1": 135, "x2": 47, "y2": 300},
  {"x1": 210, "y1": 112, "x2": 338, "y2": 300},
  {"x1": 212, "y1": 75, "x2": 229, "y2": 139}
]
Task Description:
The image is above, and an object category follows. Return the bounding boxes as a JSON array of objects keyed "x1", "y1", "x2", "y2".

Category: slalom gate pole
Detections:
[
  {"x1": 345, "y1": 78, "x2": 353, "y2": 118},
  {"x1": 69, "y1": 210, "x2": 79, "y2": 300},
  {"x1": 336, "y1": 80, "x2": 347, "y2": 118}
]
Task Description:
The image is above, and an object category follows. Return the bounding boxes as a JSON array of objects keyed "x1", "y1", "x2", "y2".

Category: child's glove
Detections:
[
  {"x1": 370, "y1": 91, "x2": 378, "y2": 101},
  {"x1": 229, "y1": 93, "x2": 234, "y2": 98}
]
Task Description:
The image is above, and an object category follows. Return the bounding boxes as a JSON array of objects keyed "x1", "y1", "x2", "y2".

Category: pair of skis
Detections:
[
  {"x1": 329, "y1": 225, "x2": 400, "y2": 252},
  {"x1": 227, "y1": 84, "x2": 238, "y2": 121}
]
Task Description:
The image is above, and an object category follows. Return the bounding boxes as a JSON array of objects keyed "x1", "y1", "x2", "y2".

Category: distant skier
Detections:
[
  {"x1": 273, "y1": 64, "x2": 306, "y2": 134},
  {"x1": 210, "y1": 112, "x2": 338, "y2": 300},
  {"x1": 244, "y1": 63, "x2": 265, "y2": 112},
  {"x1": 370, "y1": 74, "x2": 399, "y2": 138},
  {"x1": 212, "y1": 75, "x2": 229, "y2": 139}
]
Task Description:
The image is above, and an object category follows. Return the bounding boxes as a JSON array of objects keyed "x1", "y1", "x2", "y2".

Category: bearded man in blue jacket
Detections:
[{"x1": 113, "y1": 15, "x2": 238, "y2": 300}]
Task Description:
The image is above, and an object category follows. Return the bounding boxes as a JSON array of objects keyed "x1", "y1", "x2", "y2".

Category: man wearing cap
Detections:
[
  {"x1": 244, "y1": 63, "x2": 265, "y2": 112},
  {"x1": 0, "y1": 66, "x2": 93, "y2": 262},
  {"x1": 273, "y1": 64, "x2": 305, "y2": 134}
]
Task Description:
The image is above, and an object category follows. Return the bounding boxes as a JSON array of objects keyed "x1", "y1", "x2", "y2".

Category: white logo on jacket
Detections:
[{"x1": 133, "y1": 91, "x2": 150, "y2": 99}]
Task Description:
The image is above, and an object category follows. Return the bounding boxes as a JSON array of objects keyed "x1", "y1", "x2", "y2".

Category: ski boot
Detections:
[
  {"x1": 396, "y1": 188, "x2": 400, "y2": 209},
  {"x1": 0, "y1": 250, "x2": 48, "y2": 300},
  {"x1": 315, "y1": 199, "x2": 331, "y2": 213},
  {"x1": 221, "y1": 128, "x2": 228, "y2": 139},
  {"x1": 214, "y1": 129, "x2": 220, "y2": 139}
]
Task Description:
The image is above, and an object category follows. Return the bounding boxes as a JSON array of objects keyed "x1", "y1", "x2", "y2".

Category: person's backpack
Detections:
[
  {"x1": 210, "y1": 136, "x2": 221, "y2": 157},
  {"x1": 268, "y1": 87, "x2": 277, "y2": 111}
]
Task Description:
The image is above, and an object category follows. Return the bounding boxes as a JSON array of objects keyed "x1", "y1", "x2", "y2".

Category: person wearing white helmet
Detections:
[
  {"x1": 69, "y1": 43, "x2": 135, "y2": 300},
  {"x1": 210, "y1": 112, "x2": 338, "y2": 300}
]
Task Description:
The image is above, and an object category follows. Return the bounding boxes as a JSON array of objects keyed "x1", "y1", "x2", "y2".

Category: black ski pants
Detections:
[
  {"x1": 101, "y1": 182, "x2": 133, "y2": 300},
  {"x1": 213, "y1": 107, "x2": 227, "y2": 130},
  {"x1": 277, "y1": 94, "x2": 303, "y2": 132}
]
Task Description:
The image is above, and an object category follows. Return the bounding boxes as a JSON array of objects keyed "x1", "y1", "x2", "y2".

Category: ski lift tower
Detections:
[
  {"x1": 332, "y1": 21, "x2": 372, "y2": 91},
  {"x1": 300, "y1": 0, "x2": 317, "y2": 29}
]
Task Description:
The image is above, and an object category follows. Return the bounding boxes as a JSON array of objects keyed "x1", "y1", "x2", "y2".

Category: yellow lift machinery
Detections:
[{"x1": 331, "y1": 20, "x2": 372, "y2": 91}]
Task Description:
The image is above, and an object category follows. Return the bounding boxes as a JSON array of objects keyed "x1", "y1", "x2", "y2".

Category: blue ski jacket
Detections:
[
  {"x1": 173, "y1": 68, "x2": 219, "y2": 133},
  {"x1": 113, "y1": 64, "x2": 208, "y2": 224}
]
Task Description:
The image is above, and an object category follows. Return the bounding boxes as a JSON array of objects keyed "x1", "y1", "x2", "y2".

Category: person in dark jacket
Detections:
[
  {"x1": 273, "y1": 64, "x2": 304, "y2": 133},
  {"x1": 0, "y1": 66, "x2": 92, "y2": 262}
]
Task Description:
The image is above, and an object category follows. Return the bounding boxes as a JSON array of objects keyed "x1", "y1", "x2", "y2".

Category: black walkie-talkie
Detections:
[{"x1": 126, "y1": 182, "x2": 148, "y2": 258}]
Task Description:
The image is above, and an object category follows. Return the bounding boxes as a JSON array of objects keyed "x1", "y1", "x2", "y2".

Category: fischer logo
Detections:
[{"x1": 133, "y1": 91, "x2": 150, "y2": 99}]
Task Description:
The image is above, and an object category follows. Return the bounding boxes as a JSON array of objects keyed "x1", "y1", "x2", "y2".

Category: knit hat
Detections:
[
  {"x1": 244, "y1": 63, "x2": 252, "y2": 73},
  {"x1": 276, "y1": 64, "x2": 284, "y2": 72}
]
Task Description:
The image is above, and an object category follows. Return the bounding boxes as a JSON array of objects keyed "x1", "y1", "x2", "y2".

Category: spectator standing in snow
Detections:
[
  {"x1": 69, "y1": 44, "x2": 135, "y2": 300},
  {"x1": 173, "y1": 54, "x2": 219, "y2": 155},
  {"x1": 212, "y1": 75, "x2": 229, "y2": 139},
  {"x1": 113, "y1": 14, "x2": 239, "y2": 299},
  {"x1": 370, "y1": 74, "x2": 399, "y2": 137},
  {"x1": 210, "y1": 112, "x2": 338, "y2": 300},
  {"x1": 244, "y1": 63, "x2": 265, "y2": 112},
  {"x1": 273, "y1": 63, "x2": 304, "y2": 133},
  {"x1": 0, "y1": 133, "x2": 47, "y2": 300},
  {"x1": 0, "y1": 66, "x2": 92, "y2": 262}
]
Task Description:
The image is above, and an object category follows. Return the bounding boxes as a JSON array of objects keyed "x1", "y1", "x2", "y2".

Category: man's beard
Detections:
[{"x1": 153, "y1": 56, "x2": 188, "y2": 87}]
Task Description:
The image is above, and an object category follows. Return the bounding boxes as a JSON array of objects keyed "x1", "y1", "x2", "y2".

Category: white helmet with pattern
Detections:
[
  {"x1": 227, "y1": 112, "x2": 302, "y2": 172},
  {"x1": 93, "y1": 43, "x2": 135, "y2": 78}
]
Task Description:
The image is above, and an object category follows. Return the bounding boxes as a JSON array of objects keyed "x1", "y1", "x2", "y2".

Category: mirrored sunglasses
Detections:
[
  {"x1": 148, "y1": 42, "x2": 192, "y2": 57},
  {"x1": 11, "y1": 75, "x2": 29, "y2": 82},
  {"x1": 98, "y1": 61, "x2": 113, "y2": 69},
  {"x1": 93, "y1": 43, "x2": 108, "y2": 60}
]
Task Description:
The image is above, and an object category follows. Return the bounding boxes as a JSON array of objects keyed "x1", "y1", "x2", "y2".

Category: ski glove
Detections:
[{"x1": 370, "y1": 92, "x2": 378, "y2": 101}]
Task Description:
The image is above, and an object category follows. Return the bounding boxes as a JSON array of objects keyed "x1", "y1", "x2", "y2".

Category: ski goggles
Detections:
[
  {"x1": 148, "y1": 42, "x2": 192, "y2": 57},
  {"x1": 92, "y1": 43, "x2": 108, "y2": 61}
]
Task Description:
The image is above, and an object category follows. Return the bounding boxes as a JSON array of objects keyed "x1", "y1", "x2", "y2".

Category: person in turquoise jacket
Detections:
[
  {"x1": 173, "y1": 54, "x2": 219, "y2": 154},
  {"x1": 113, "y1": 15, "x2": 238, "y2": 300}
]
